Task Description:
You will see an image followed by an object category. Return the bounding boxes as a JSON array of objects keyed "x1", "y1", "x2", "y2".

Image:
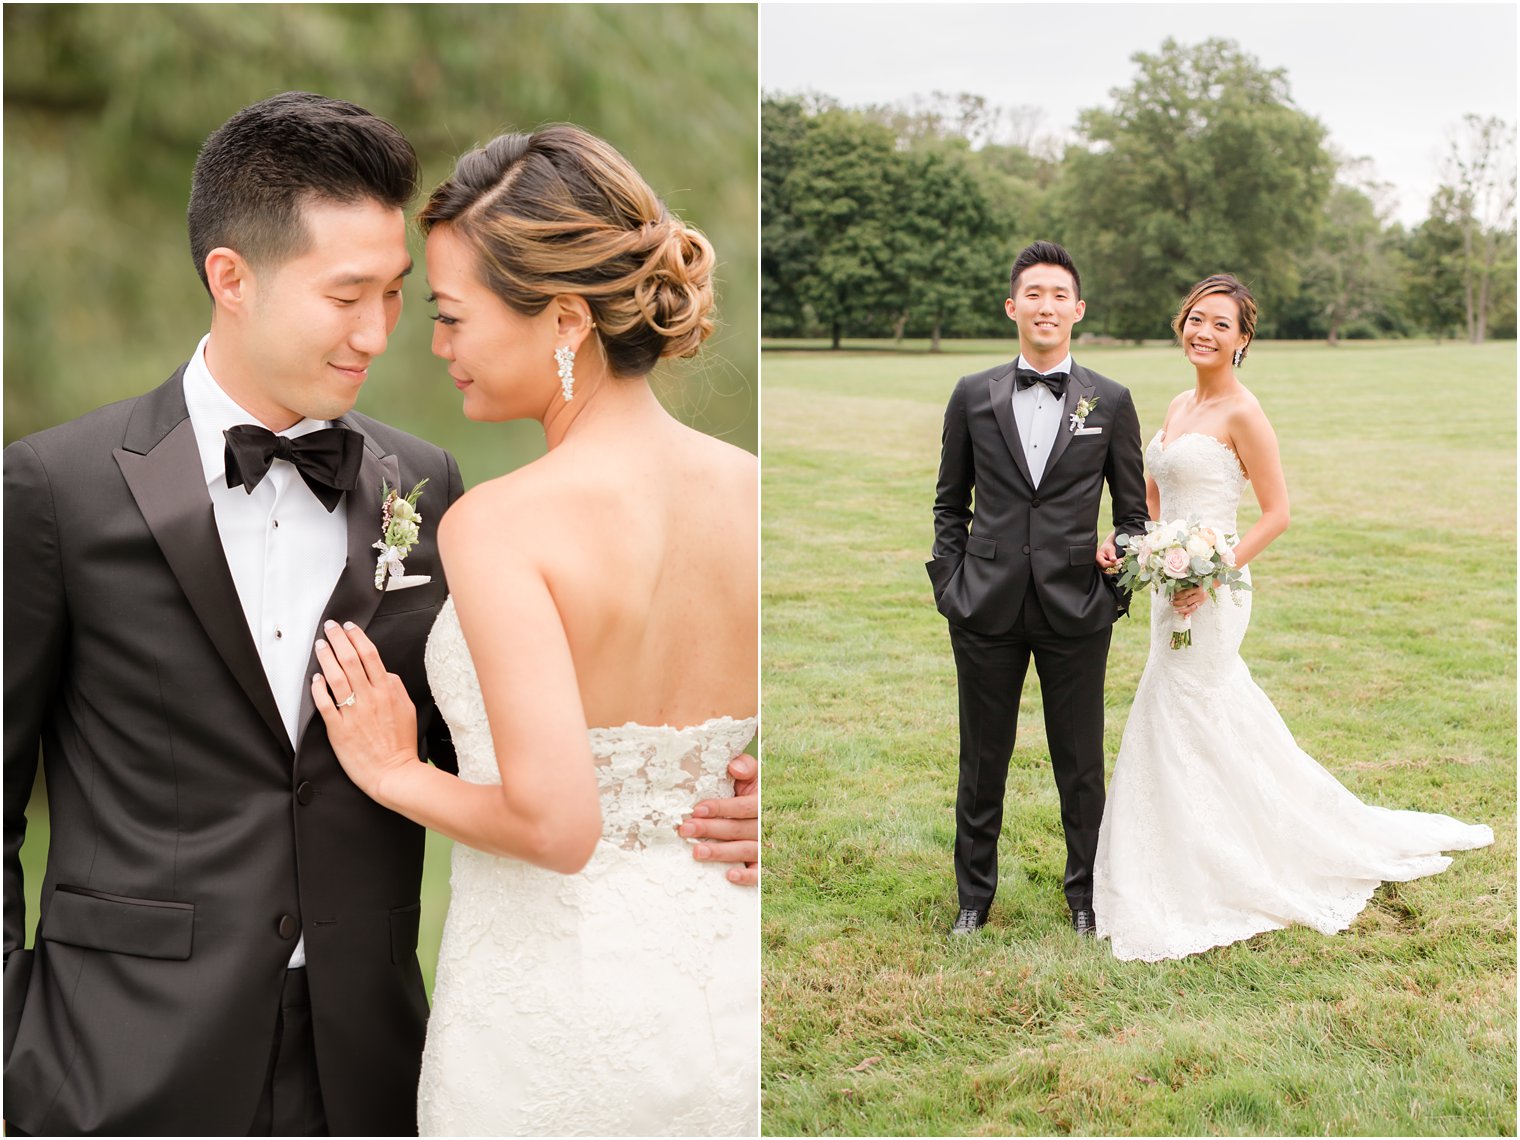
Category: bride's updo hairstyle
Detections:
[
  {"x1": 418, "y1": 125, "x2": 716, "y2": 378},
  {"x1": 1172, "y1": 274, "x2": 1258, "y2": 365}
]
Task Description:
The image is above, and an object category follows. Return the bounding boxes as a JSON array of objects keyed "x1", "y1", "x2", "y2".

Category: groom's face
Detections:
[
  {"x1": 1005, "y1": 264, "x2": 1085, "y2": 356},
  {"x1": 237, "y1": 197, "x2": 411, "y2": 427}
]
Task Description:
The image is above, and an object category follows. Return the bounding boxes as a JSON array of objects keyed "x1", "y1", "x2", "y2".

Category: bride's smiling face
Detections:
[
  {"x1": 1181, "y1": 294, "x2": 1248, "y2": 368},
  {"x1": 424, "y1": 223, "x2": 560, "y2": 421}
]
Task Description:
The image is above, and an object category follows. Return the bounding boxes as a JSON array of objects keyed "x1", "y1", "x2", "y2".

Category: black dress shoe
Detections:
[
  {"x1": 950, "y1": 906, "x2": 990, "y2": 936},
  {"x1": 1071, "y1": 907, "x2": 1096, "y2": 936}
]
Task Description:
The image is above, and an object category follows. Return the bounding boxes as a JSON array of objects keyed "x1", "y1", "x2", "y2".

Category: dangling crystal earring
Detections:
[
  {"x1": 1232, "y1": 347, "x2": 1244, "y2": 368},
  {"x1": 554, "y1": 345, "x2": 575, "y2": 402}
]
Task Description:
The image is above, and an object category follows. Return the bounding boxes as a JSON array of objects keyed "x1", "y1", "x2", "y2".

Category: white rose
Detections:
[
  {"x1": 1185, "y1": 535, "x2": 1213, "y2": 559},
  {"x1": 391, "y1": 498, "x2": 419, "y2": 523}
]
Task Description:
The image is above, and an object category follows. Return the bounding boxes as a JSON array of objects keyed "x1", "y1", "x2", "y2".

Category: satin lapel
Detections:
[
  {"x1": 293, "y1": 440, "x2": 400, "y2": 745},
  {"x1": 114, "y1": 411, "x2": 290, "y2": 754},
  {"x1": 987, "y1": 364, "x2": 1036, "y2": 488},
  {"x1": 1044, "y1": 369, "x2": 1096, "y2": 477}
]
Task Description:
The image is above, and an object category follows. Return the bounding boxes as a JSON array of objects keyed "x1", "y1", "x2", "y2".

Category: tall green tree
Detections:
[
  {"x1": 895, "y1": 146, "x2": 1000, "y2": 350},
  {"x1": 1405, "y1": 189, "x2": 1470, "y2": 342},
  {"x1": 1061, "y1": 38, "x2": 1334, "y2": 340},
  {"x1": 782, "y1": 109, "x2": 906, "y2": 348},
  {"x1": 760, "y1": 96, "x2": 814, "y2": 337},
  {"x1": 1435, "y1": 114, "x2": 1516, "y2": 342},
  {"x1": 1292, "y1": 165, "x2": 1405, "y2": 344}
]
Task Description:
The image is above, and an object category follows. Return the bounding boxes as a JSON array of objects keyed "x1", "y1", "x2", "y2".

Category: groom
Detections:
[
  {"x1": 927, "y1": 241, "x2": 1147, "y2": 938},
  {"x1": 3, "y1": 93, "x2": 756, "y2": 1136}
]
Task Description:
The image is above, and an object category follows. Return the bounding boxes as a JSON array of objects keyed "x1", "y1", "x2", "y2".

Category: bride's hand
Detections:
[
  {"x1": 312, "y1": 621, "x2": 420, "y2": 801},
  {"x1": 1171, "y1": 585, "x2": 1209, "y2": 616},
  {"x1": 682, "y1": 752, "x2": 758, "y2": 886}
]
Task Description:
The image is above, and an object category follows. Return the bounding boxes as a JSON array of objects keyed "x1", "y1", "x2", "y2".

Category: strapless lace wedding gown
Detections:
[
  {"x1": 415, "y1": 597, "x2": 758, "y2": 1136},
  {"x1": 1092, "y1": 431, "x2": 1492, "y2": 962}
]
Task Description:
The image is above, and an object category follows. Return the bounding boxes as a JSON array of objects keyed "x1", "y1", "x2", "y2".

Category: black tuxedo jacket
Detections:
[
  {"x1": 928, "y1": 359, "x2": 1148, "y2": 637},
  {"x1": 2, "y1": 367, "x2": 463, "y2": 1136}
]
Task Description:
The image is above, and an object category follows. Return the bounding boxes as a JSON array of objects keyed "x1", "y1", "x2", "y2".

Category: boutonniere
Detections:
[
  {"x1": 1069, "y1": 396, "x2": 1100, "y2": 432},
  {"x1": 373, "y1": 479, "x2": 431, "y2": 591}
]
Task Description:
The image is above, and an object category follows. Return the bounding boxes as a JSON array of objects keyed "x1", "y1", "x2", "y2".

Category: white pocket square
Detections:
[
  {"x1": 384, "y1": 574, "x2": 432, "y2": 592},
  {"x1": 1074, "y1": 426, "x2": 1103, "y2": 436}
]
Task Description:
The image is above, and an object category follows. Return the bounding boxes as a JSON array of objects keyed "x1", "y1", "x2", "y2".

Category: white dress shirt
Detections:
[
  {"x1": 182, "y1": 334, "x2": 348, "y2": 968},
  {"x1": 1010, "y1": 352, "x2": 1072, "y2": 488}
]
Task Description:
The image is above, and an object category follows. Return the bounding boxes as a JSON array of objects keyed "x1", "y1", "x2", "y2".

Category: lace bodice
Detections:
[
  {"x1": 424, "y1": 595, "x2": 755, "y2": 851},
  {"x1": 1148, "y1": 430, "x2": 1247, "y2": 533}
]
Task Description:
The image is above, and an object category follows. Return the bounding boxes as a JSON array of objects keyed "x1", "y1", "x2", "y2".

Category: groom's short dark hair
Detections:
[
  {"x1": 1010, "y1": 240, "x2": 1082, "y2": 300},
  {"x1": 187, "y1": 92, "x2": 419, "y2": 295}
]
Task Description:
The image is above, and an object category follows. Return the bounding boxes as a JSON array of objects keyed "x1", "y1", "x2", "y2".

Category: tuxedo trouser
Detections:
[
  {"x1": 949, "y1": 583, "x2": 1111, "y2": 913},
  {"x1": 249, "y1": 967, "x2": 328, "y2": 1136}
]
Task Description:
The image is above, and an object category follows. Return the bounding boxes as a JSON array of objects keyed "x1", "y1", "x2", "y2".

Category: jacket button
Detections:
[
  {"x1": 278, "y1": 914, "x2": 299, "y2": 939},
  {"x1": 296, "y1": 781, "x2": 315, "y2": 805},
  {"x1": 1022, "y1": 544, "x2": 1031, "y2": 555},
  {"x1": 1031, "y1": 498, "x2": 1041, "y2": 508}
]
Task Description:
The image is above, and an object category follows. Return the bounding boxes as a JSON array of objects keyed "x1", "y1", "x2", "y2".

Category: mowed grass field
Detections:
[{"x1": 760, "y1": 339, "x2": 1516, "y2": 1136}]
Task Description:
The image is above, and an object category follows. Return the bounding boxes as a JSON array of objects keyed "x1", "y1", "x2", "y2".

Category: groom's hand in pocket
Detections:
[{"x1": 681, "y1": 752, "x2": 758, "y2": 886}]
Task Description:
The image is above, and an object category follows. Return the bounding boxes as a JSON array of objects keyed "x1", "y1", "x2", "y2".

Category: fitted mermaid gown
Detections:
[
  {"x1": 415, "y1": 597, "x2": 759, "y2": 1135},
  {"x1": 1092, "y1": 430, "x2": 1492, "y2": 962}
]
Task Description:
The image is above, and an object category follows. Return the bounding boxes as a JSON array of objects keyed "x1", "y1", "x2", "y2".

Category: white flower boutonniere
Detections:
[
  {"x1": 373, "y1": 479, "x2": 431, "y2": 591},
  {"x1": 1069, "y1": 395, "x2": 1100, "y2": 432}
]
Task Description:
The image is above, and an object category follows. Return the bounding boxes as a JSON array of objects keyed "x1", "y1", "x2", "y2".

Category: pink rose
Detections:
[{"x1": 1163, "y1": 546, "x2": 1192, "y2": 578}]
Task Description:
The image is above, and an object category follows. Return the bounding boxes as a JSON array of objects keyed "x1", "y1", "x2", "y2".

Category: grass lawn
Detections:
[{"x1": 760, "y1": 339, "x2": 1516, "y2": 1136}]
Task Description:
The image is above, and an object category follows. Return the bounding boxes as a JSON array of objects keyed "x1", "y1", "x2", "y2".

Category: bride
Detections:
[
  {"x1": 1092, "y1": 273, "x2": 1492, "y2": 963},
  {"x1": 309, "y1": 125, "x2": 757, "y2": 1134}
]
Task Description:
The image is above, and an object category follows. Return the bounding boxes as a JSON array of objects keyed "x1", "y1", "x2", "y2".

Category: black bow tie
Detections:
[
  {"x1": 1014, "y1": 367, "x2": 1069, "y2": 398},
  {"x1": 223, "y1": 424, "x2": 363, "y2": 513}
]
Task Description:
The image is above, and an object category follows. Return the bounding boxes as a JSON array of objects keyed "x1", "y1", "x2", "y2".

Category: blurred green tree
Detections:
[{"x1": 3, "y1": 3, "x2": 758, "y2": 480}]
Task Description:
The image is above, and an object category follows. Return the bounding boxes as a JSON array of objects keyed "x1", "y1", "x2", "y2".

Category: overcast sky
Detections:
[{"x1": 759, "y1": 2, "x2": 1517, "y2": 227}]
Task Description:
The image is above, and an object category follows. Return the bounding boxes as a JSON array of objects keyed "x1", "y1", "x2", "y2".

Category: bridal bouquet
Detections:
[{"x1": 1115, "y1": 519, "x2": 1250, "y2": 648}]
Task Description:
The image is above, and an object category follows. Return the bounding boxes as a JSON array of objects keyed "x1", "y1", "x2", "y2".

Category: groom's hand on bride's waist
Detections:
[{"x1": 679, "y1": 752, "x2": 758, "y2": 886}]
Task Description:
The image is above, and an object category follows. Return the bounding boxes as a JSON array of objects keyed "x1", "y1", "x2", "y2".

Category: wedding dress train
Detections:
[
  {"x1": 1092, "y1": 431, "x2": 1492, "y2": 962},
  {"x1": 415, "y1": 597, "x2": 758, "y2": 1135}
]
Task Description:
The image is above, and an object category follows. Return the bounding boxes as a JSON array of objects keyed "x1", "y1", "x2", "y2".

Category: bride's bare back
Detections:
[{"x1": 442, "y1": 410, "x2": 756, "y2": 731}]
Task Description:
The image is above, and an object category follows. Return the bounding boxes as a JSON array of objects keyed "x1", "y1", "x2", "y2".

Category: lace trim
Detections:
[
  {"x1": 1154, "y1": 429, "x2": 1249, "y2": 483},
  {"x1": 425, "y1": 596, "x2": 757, "y2": 852}
]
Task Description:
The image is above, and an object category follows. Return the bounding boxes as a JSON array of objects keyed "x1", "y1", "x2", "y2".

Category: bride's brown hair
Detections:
[
  {"x1": 1172, "y1": 274, "x2": 1258, "y2": 364},
  {"x1": 417, "y1": 125, "x2": 715, "y2": 378}
]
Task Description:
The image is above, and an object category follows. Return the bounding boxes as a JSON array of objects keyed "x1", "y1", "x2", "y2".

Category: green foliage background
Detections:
[{"x1": 3, "y1": 3, "x2": 759, "y2": 479}]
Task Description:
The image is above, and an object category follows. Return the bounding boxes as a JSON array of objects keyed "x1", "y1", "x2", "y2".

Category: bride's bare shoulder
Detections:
[
  {"x1": 680, "y1": 428, "x2": 757, "y2": 489},
  {"x1": 1225, "y1": 387, "x2": 1272, "y2": 433},
  {"x1": 435, "y1": 466, "x2": 563, "y2": 564}
]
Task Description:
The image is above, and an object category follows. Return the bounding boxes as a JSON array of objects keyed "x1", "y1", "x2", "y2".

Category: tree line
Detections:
[{"x1": 762, "y1": 38, "x2": 1517, "y2": 348}]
